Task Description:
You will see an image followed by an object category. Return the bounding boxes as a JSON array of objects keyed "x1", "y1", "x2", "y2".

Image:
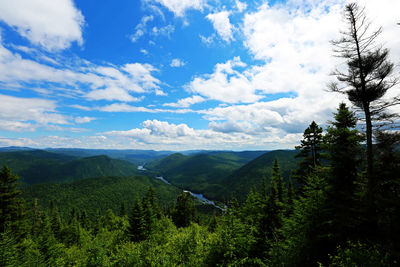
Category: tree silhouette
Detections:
[{"x1": 330, "y1": 3, "x2": 399, "y2": 195}]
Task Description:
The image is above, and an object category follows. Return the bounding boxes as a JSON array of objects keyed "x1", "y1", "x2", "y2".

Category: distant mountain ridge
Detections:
[{"x1": 0, "y1": 150, "x2": 140, "y2": 185}]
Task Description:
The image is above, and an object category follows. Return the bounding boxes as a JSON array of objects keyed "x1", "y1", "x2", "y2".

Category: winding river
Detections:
[{"x1": 138, "y1": 165, "x2": 224, "y2": 210}]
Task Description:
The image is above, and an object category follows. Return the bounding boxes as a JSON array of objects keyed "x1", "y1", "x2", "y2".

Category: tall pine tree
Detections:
[
  {"x1": 324, "y1": 103, "x2": 362, "y2": 245},
  {"x1": 294, "y1": 121, "x2": 324, "y2": 185}
]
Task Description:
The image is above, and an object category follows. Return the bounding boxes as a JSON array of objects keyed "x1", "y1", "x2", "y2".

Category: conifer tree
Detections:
[
  {"x1": 49, "y1": 200, "x2": 61, "y2": 240},
  {"x1": 330, "y1": 3, "x2": 399, "y2": 195},
  {"x1": 271, "y1": 158, "x2": 284, "y2": 203},
  {"x1": 294, "y1": 121, "x2": 324, "y2": 185},
  {"x1": 325, "y1": 103, "x2": 361, "y2": 194},
  {"x1": 324, "y1": 103, "x2": 362, "y2": 244},
  {"x1": 128, "y1": 199, "x2": 147, "y2": 242},
  {"x1": 171, "y1": 190, "x2": 196, "y2": 228},
  {"x1": 286, "y1": 178, "x2": 295, "y2": 216},
  {"x1": 272, "y1": 174, "x2": 331, "y2": 266},
  {"x1": 374, "y1": 131, "x2": 400, "y2": 255},
  {"x1": 0, "y1": 165, "x2": 23, "y2": 234}
]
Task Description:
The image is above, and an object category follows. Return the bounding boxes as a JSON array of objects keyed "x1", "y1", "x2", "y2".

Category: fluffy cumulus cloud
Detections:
[
  {"x1": 185, "y1": 0, "x2": 351, "y2": 139},
  {"x1": 0, "y1": 0, "x2": 84, "y2": 51},
  {"x1": 206, "y1": 11, "x2": 234, "y2": 42},
  {"x1": 102, "y1": 119, "x2": 300, "y2": 150},
  {"x1": 187, "y1": 57, "x2": 262, "y2": 103},
  {"x1": 145, "y1": 0, "x2": 206, "y2": 17},
  {"x1": 0, "y1": 40, "x2": 161, "y2": 102}
]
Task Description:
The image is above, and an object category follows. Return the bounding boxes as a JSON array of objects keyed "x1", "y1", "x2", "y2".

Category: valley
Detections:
[{"x1": 0, "y1": 147, "x2": 296, "y2": 217}]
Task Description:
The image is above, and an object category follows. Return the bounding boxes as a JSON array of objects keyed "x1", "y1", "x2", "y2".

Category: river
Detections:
[{"x1": 155, "y1": 176, "x2": 223, "y2": 210}]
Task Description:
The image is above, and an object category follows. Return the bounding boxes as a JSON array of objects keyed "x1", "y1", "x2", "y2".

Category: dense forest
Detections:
[{"x1": 1, "y1": 3, "x2": 400, "y2": 266}]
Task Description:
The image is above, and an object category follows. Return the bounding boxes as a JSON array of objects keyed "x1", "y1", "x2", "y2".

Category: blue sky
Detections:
[{"x1": 0, "y1": 0, "x2": 399, "y2": 150}]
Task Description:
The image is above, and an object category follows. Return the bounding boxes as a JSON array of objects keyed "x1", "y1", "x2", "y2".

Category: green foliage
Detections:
[
  {"x1": 22, "y1": 175, "x2": 180, "y2": 219},
  {"x1": 147, "y1": 152, "x2": 256, "y2": 201},
  {"x1": 271, "y1": 174, "x2": 331, "y2": 266},
  {"x1": 0, "y1": 165, "x2": 24, "y2": 236},
  {"x1": 0, "y1": 151, "x2": 139, "y2": 184},
  {"x1": 324, "y1": 103, "x2": 362, "y2": 245},
  {"x1": 220, "y1": 150, "x2": 298, "y2": 201},
  {"x1": 128, "y1": 199, "x2": 147, "y2": 242},
  {"x1": 329, "y1": 241, "x2": 391, "y2": 267},
  {"x1": 294, "y1": 121, "x2": 324, "y2": 185},
  {"x1": 171, "y1": 190, "x2": 197, "y2": 228}
]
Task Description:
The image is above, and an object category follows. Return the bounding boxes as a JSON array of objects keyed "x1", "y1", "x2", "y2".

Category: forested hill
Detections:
[
  {"x1": 22, "y1": 175, "x2": 181, "y2": 219},
  {"x1": 145, "y1": 151, "x2": 266, "y2": 200},
  {"x1": 218, "y1": 150, "x2": 298, "y2": 201},
  {"x1": 0, "y1": 150, "x2": 139, "y2": 184},
  {"x1": 145, "y1": 150, "x2": 297, "y2": 201}
]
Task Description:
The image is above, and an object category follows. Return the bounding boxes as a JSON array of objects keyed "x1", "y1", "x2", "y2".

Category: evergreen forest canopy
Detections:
[{"x1": 1, "y1": 3, "x2": 400, "y2": 266}]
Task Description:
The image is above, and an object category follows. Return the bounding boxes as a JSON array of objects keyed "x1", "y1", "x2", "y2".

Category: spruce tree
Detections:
[
  {"x1": 171, "y1": 190, "x2": 196, "y2": 228},
  {"x1": 294, "y1": 121, "x2": 324, "y2": 185},
  {"x1": 325, "y1": 103, "x2": 361, "y2": 194},
  {"x1": 271, "y1": 158, "x2": 284, "y2": 203},
  {"x1": 0, "y1": 165, "x2": 23, "y2": 234},
  {"x1": 128, "y1": 199, "x2": 147, "y2": 242},
  {"x1": 285, "y1": 178, "x2": 295, "y2": 216},
  {"x1": 324, "y1": 103, "x2": 362, "y2": 244},
  {"x1": 49, "y1": 200, "x2": 61, "y2": 240}
]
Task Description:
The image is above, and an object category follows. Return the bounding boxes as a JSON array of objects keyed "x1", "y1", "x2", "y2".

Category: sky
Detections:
[{"x1": 0, "y1": 0, "x2": 399, "y2": 151}]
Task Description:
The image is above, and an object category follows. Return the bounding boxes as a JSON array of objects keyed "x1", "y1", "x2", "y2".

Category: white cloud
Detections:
[
  {"x1": 0, "y1": 94, "x2": 68, "y2": 125},
  {"x1": 152, "y1": 25, "x2": 175, "y2": 38},
  {"x1": 170, "y1": 58, "x2": 185, "y2": 67},
  {"x1": 98, "y1": 103, "x2": 156, "y2": 113},
  {"x1": 75, "y1": 116, "x2": 96, "y2": 124},
  {"x1": 235, "y1": 0, "x2": 247, "y2": 12},
  {"x1": 206, "y1": 11, "x2": 234, "y2": 42},
  {"x1": 97, "y1": 103, "x2": 195, "y2": 114},
  {"x1": 199, "y1": 34, "x2": 215, "y2": 45},
  {"x1": 0, "y1": 0, "x2": 84, "y2": 51},
  {"x1": 155, "y1": 89, "x2": 167, "y2": 96},
  {"x1": 69, "y1": 104, "x2": 92, "y2": 111},
  {"x1": 0, "y1": 94, "x2": 82, "y2": 132},
  {"x1": 163, "y1": 95, "x2": 204, "y2": 107},
  {"x1": 145, "y1": 0, "x2": 206, "y2": 17},
  {"x1": 102, "y1": 119, "x2": 301, "y2": 150},
  {"x1": 130, "y1": 15, "x2": 154, "y2": 43},
  {"x1": 130, "y1": 17, "x2": 175, "y2": 43},
  {"x1": 140, "y1": 49, "x2": 149, "y2": 55},
  {"x1": 0, "y1": 40, "x2": 161, "y2": 102},
  {"x1": 0, "y1": 120, "x2": 36, "y2": 132},
  {"x1": 186, "y1": 57, "x2": 262, "y2": 103}
]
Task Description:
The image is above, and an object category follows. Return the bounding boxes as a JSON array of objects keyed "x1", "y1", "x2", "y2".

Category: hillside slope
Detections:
[
  {"x1": 22, "y1": 175, "x2": 181, "y2": 219},
  {"x1": 0, "y1": 150, "x2": 139, "y2": 184},
  {"x1": 218, "y1": 150, "x2": 298, "y2": 201},
  {"x1": 146, "y1": 151, "x2": 260, "y2": 199}
]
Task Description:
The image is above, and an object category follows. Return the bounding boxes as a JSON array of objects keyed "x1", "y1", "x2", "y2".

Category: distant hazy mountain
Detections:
[
  {"x1": 0, "y1": 150, "x2": 140, "y2": 184},
  {"x1": 45, "y1": 148, "x2": 174, "y2": 164}
]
